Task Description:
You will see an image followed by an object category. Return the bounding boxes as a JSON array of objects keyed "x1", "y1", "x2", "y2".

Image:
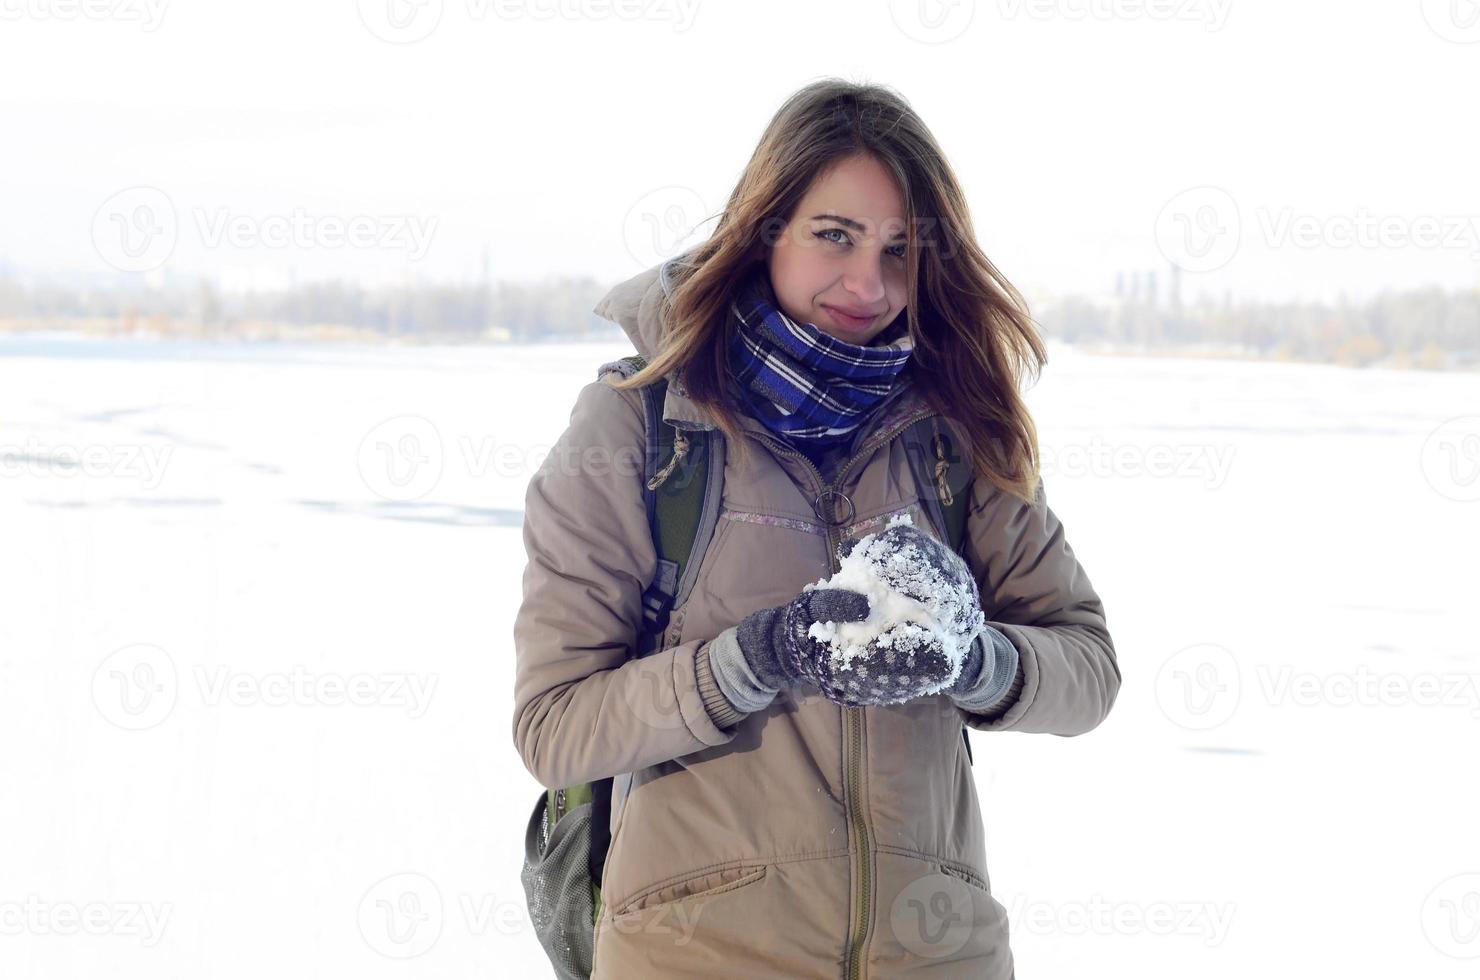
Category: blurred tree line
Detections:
[
  {"x1": 0, "y1": 274, "x2": 1475, "y2": 368},
  {"x1": 0, "y1": 274, "x2": 621, "y2": 343}
]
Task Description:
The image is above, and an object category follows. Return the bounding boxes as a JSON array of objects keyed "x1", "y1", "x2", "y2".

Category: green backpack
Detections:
[{"x1": 519, "y1": 354, "x2": 975, "y2": 979}]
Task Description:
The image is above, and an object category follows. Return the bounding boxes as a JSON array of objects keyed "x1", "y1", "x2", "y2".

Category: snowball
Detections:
[{"x1": 801, "y1": 513, "x2": 986, "y2": 698}]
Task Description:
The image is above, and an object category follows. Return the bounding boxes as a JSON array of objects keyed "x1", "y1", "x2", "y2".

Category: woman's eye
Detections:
[{"x1": 816, "y1": 229, "x2": 907, "y2": 259}]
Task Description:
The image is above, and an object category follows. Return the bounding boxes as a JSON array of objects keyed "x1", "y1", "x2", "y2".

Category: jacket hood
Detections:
[
  {"x1": 590, "y1": 253, "x2": 721, "y2": 430},
  {"x1": 591, "y1": 255, "x2": 682, "y2": 363}
]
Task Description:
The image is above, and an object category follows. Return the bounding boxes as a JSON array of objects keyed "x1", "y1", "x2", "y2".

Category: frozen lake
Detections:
[{"x1": 2, "y1": 332, "x2": 1477, "y2": 977}]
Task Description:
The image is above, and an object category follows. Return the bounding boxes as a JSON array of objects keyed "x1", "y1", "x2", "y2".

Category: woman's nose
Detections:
[{"x1": 842, "y1": 252, "x2": 887, "y2": 305}]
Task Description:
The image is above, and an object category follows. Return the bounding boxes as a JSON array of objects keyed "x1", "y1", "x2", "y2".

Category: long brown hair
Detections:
[{"x1": 612, "y1": 77, "x2": 1046, "y2": 505}]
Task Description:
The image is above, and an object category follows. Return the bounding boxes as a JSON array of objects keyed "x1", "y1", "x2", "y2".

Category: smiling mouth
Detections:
[{"x1": 823, "y1": 305, "x2": 879, "y2": 327}]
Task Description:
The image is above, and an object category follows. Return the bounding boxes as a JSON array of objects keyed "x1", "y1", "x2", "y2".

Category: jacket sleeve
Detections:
[
  {"x1": 956, "y1": 475, "x2": 1120, "y2": 736},
  {"x1": 512, "y1": 376, "x2": 739, "y2": 789}
]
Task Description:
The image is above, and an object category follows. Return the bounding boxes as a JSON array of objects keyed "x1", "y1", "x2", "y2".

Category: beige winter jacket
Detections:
[{"x1": 513, "y1": 260, "x2": 1121, "y2": 978}]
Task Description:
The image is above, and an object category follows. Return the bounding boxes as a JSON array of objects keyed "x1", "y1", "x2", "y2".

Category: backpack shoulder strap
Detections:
[
  {"x1": 899, "y1": 415, "x2": 978, "y2": 766},
  {"x1": 901, "y1": 416, "x2": 973, "y2": 554},
  {"x1": 597, "y1": 355, "x2": 726, "y2": 658},
  {"x1": 587, "y1": 355, "x2": 726, "y2": 891}
]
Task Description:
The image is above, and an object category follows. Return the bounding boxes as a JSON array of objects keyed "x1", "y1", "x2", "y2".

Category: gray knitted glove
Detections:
[
  {"x1": 733, "y1": 587, "x2": 873, "y2": 696},
  {"x1": 710, "y1": 524, "x2": 998, "y2": 713},
  {"x1": 817, "y1": 522, "x2": 989, "y2": 707},
  {"x1": 947, "y1": 624, "x2": 1020, "y2": 709},
  {"x1": 735, "y1": 584, "x2": 961, "y2": 708}
]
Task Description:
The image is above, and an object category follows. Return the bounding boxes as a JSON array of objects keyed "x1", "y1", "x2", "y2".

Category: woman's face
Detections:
[{"x1": 765, "y1": 153, "x2": 910, "y2": 346}]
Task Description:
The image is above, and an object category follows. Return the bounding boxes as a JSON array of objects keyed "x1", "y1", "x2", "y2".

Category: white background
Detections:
[{"x1": 3, "y1": 1, "x2": 1479, "y2": 976}]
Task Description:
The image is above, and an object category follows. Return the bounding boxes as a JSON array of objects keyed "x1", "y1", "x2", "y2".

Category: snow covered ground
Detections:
[{"x1": 2, "y1": 332, "x2": 1476, "y2": 978}]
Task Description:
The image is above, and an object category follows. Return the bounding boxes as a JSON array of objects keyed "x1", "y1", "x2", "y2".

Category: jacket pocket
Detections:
[
  {"x1": 938, "y1": 860, "x2": 991, "y2": 894},
  {"x1": 613, "y1": 863, "x2": 767, "y2": 916}
]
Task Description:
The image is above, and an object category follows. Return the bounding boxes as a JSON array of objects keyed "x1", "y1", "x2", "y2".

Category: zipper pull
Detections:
[
  {"x1": 647, "y1": 426, "x2": 690, "y2": 491},
  {"x1": 932, "y1": 431, "x2": 955, "y2": 507}
]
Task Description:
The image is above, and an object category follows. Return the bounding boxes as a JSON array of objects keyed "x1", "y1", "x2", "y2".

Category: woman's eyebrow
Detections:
[{"x1": 810, "y1": 212, "x2": 908, "y2": 241}]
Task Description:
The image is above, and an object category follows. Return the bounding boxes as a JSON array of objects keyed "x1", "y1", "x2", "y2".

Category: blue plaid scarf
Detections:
[{"x1": 726, "y1": 273, "x2": 913, "y2": 446}]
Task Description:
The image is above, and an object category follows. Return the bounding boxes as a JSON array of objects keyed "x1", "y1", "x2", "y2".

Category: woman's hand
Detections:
[
  {"x1": 722, "y1": 522, "x2": 992, "y2": 710},
  {"x1": 733, "y1": 587, "x2": 873, "y2": 694},
  {"x1": 733, "y1": 586, "x2": 964, "y2": 707},
  {"x1": 839, "y1": 521, "x2": 986, "y2": 657},
  {"x1": 814, "y1": 522, "x2": 991, "y2": 707}
]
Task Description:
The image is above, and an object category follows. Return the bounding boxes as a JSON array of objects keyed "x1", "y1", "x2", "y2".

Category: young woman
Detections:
[{"x1": 514, "y1": 79, "x2": 1120, "y2": 979}]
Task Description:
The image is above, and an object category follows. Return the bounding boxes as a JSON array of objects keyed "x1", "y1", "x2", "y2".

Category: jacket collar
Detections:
[{"x1": 591, "y1": 254, "x2": 928, "y2": 441}]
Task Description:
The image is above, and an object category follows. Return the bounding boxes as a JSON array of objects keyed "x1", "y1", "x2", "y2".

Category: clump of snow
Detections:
[{"x1": 802, "y1": 513, "x2": 986, "y2": 700}]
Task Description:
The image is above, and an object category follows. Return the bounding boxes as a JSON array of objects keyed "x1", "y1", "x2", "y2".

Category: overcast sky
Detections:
[{"x1": 2, "y1": 0, "x2": 1476, "y2": 304}]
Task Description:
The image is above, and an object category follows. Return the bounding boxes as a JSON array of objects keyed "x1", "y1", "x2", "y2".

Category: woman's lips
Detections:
[{"x1": 822, "y1": 304, "x2": 878, "y2": 330}]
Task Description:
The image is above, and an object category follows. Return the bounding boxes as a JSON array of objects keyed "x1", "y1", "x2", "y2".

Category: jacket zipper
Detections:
[{"x1": 746, "y1": 405, "x2": 938, "y2": 980}]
